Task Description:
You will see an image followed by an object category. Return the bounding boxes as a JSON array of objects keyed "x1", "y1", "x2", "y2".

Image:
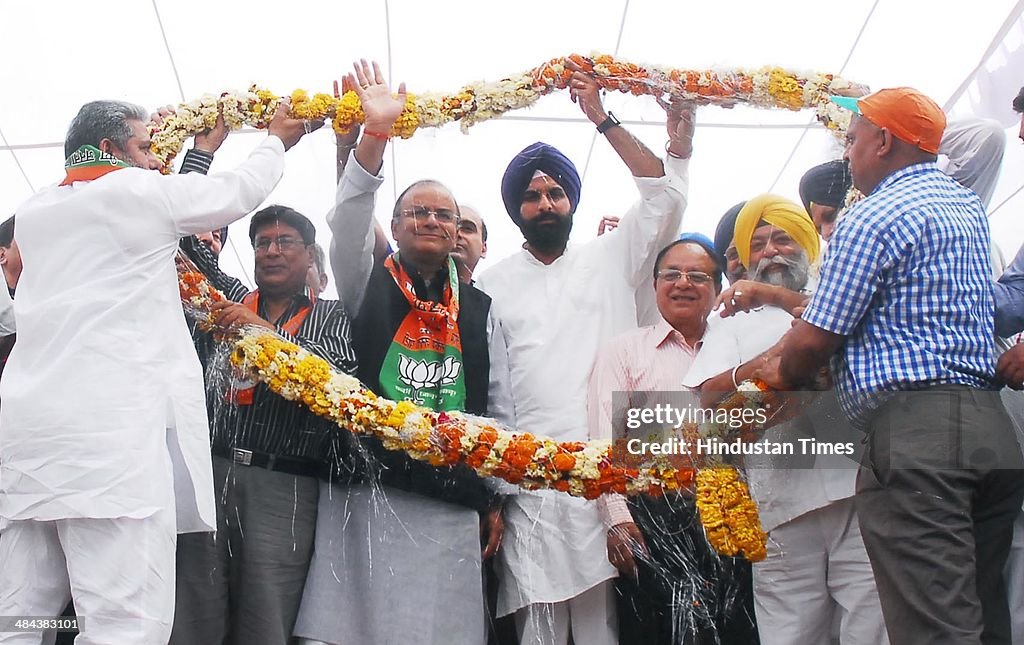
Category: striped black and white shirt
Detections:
[{"x1": 180, "y1": 150, "x2": 358, "y2": 461}]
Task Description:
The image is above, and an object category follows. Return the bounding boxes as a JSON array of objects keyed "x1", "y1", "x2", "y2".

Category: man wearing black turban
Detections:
[
  {"x1": 798, "y1": 159, "x2": 851, "y2": 241},
  {"x1": 714, "y1": 201, "x2": 746, "y2": 284},
  {"x1": 477, "y1": 59, "x2": 697, "y2": 645}
]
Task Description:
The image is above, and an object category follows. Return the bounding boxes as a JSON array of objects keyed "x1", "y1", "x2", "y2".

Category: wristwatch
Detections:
[{"x1": 596, "y1": 112, "x2": 621, "y2": 134}]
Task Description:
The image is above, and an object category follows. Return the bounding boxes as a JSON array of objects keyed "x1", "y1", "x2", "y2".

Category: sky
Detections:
[{"x1": 2, "y1": 0, "x2": 1023, "y2": 296}]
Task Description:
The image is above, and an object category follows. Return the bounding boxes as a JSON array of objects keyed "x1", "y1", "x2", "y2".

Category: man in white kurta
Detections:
[
  {"x1": 0, "y1": 99, "x2": 312, "y2": 644},
  {"x1": 474, "y1": 65, "x2": 691, "y2": 645}
]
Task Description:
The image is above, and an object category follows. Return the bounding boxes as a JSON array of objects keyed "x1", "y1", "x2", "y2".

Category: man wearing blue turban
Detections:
[{"x1": 476, "y1": 59, "x2": 696, "y2": 645}]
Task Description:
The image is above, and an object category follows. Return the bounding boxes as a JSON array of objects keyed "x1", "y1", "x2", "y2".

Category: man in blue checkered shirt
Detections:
[{"x1": 731, "y1": 87, "x2": 1024, "y2": 645}]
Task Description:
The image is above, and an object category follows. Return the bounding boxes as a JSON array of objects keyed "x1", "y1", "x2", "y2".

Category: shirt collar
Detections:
[
  {"x1": 872, "y1": 161, "x2": 939, "y2": 195},
  {"x1": 398, "y1": 253, "x2": 449, "y2": 302},
  {"x1": 653, "y1": 317, "x2": 703, "y2": 352}
]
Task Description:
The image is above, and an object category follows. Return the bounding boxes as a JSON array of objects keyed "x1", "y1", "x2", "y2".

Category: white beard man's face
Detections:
[{"x1": 750, "y1": 250, "x2": 810, "y2": 293}]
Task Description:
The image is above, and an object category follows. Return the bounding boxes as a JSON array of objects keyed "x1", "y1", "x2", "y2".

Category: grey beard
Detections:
[{"x1": 751, "y1": 252, "x2": 809, "y2": 292}]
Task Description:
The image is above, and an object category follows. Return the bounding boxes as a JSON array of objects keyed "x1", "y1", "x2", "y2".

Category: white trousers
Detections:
[
  {"x1": 0, "y1": 511, "x2": 176, "y2": 645},
  {"x1": 513, "y1": 580, "x2": 616, "y2": 645},
  {"x1": 753, "y1": 498, "x2": 887, "y2": 645}
]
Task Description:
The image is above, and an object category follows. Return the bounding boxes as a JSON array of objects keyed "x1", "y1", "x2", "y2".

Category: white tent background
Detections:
[{"x1": 2, "y1": 0, "x2": 1024, "y2": 296}]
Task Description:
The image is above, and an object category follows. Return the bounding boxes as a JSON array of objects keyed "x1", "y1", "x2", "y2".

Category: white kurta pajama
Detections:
[
  {"x1": 475, "y1": 155, "x2": 688, "y2": 644},
  {"x1": 0, "y1": 136, "x2": 286, "y2": 645},
  {"x1": 682, "y1": 306, "x2": 887, "y2": 645}
]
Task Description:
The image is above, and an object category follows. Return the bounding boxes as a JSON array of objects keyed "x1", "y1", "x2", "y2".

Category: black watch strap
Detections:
[{"x1": 596, "y1": 112, "x2": 621, "y2": 134}]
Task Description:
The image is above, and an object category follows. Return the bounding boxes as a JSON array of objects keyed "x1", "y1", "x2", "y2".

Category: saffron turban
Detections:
[
  {"x1": 501, "y1": 142, "x2": 581, "y2": 226},
  {"x1": 733, "y1": 194, "x2": 820, "y2": 269},
  {"x1": 798, "y1": 160, "x2": 851, "y2": 213}
]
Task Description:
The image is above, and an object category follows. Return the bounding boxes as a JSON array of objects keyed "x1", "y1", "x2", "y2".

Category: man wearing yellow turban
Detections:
[{"x1": 733, "y1": 194, "x2": 820, "y2": 270}]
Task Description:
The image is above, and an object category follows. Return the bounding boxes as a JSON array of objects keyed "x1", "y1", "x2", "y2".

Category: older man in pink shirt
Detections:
[{"x1": 587, "y1": 234, "x2": 758, "y2": 644}]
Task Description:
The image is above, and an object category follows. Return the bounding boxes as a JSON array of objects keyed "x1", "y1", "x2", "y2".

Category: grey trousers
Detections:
[
  {"x1": 855, "y1": 387, "x2": 1024, "y2": 645},
  {"x1": 169, "y1": 456, "x2": 319, "y2": 645}
]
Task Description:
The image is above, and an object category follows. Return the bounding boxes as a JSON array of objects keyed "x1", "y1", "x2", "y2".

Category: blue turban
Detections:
[
  {"x1": 679, "y1": 231, "x2": 724, "y2": 275},
  {"x1": 501, "y1": 142, "x2": 581, "y2": 226}
]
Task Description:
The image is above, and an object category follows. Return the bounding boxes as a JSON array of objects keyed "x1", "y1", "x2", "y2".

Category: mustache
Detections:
[
  {"x1": 411, "y1": 218, "x2": 454, "y2": 240},
  {"x1": 751, "y1": 252, "x2": 810, "y2": 290}
]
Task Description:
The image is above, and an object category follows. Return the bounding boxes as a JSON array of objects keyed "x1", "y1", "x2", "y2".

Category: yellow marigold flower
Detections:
[
  {"x1": 391, "y1": 93, "x2": 420, "y2": 139},
  {"x1": 333, "y1": 91, "x2": 364, "y2": 135},
  {"x1": 768, "y1": 68, "x2": 805, "y2": 110},
  {"x1": 385, "y1": 401, "x2": 418, "y2": 429}
]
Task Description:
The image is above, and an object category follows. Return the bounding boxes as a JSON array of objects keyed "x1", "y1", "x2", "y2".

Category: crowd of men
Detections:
[{"x1": 0, "y1": 57, "x2": 1023, "y2": 645}]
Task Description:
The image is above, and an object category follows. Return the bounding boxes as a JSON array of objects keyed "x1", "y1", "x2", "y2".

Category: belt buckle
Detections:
[{"x1": 232, "y1": 448, "x2": 253, "y2": 466}]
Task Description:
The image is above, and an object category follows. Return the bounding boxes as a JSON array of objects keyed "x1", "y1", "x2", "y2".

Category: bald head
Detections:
[{"x1": 453, "y1": 204, "x2": 488, "y2": 276}]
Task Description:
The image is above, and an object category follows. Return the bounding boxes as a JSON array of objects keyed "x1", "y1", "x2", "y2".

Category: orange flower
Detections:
[
  {"x1": 552, "y1": 451, "x2": 576, "y2": 472},
  {"x1": 504, "y1": 434, "x2": 539, "y2": 470}
]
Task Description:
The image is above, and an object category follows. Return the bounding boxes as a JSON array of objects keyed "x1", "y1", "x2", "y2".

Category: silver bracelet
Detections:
[
  {"x1": 731, "y1": 364, "x2": 742, "y2": 390},
  {"x1": 664, "y1": 139, "x2": 691, "y2": 159}
]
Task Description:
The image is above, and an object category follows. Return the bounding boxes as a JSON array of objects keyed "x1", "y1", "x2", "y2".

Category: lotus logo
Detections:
[{"x1": 398, "y1": 355, "x2": 462, "y2": 390}]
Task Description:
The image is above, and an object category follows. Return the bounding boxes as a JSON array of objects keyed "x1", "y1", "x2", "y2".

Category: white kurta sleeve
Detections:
[
  {"x1": 593, "y1": 155, "x2": 690, "y2": 291},
  {"x1": 327, "y1": 150, "x2": 384, "y2": 320},
  {"x1": 939, "y1": 118, "x2": 1006, "y2": 209},
  {"x1": 161, "y1": 135, "x2": 286, "y2": 235},
  {"x1": 485, "y1": 308, "x2": 516, "y2": 429}
]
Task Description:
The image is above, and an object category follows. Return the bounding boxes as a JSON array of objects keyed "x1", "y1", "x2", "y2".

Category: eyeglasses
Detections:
[
  {"x1": 656, "y1": 269, "x2": 714, "y2": 285},
  {"x1": 399, "y1": 207, "x2": 459, "y2": 224},
  {"x1": 254, "y1": 236, "x2": 306, "y2": 253}
]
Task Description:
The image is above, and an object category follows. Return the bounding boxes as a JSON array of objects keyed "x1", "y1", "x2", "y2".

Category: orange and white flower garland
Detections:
[
  {"x1": 179, "y1": 267, "x2": 773, "y2": 561},
  {"x1": 150, "y1": 53, "x2": 863, "y2": 172},
  {"x1": 221, "y1": 327, "x2": 773, "y2": 561}
]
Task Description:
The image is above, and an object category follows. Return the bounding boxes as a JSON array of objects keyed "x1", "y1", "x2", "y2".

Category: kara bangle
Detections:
[
  {"x1": 665, "y1": 139, "x2": 691, "y2": 159},
  {"x1": 731, "y1": 364, "x2": 742, "y2": 390}
]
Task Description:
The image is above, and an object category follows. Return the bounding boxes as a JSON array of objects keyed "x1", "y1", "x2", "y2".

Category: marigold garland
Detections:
[
  {"x1": 696, "y1": 466, "x2": 769, "y2": 561},
  {"x1": 225, "y1": 330, "x2": 769, "y2": 561},
  {"x1": 150, "y1": 53, "x2": 864, "y2": 172},
  {"x1": 179, "y1": 253, "x2": 772, "y2": 563}
]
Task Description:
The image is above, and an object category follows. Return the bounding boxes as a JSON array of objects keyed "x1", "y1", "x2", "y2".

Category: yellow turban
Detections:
[{"x1": 733, "y1": 193, "x2": 820, "y2": 269}]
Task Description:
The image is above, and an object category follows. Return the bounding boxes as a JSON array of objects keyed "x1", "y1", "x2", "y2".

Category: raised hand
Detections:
[
  {"x1": 597, "y1": 215, "x2": 620, "y2": 236},
  {"x1": 664, "y1": 99, "x2": 695, "y2": 159},
  {"x1": 268, "y1": 98, "x2": 324, "y2": 151},
  {"x1": 348, "y1": 59, "x2": 406, "y2": 134},
  {"x1": 564, "y1": 58, "x2": 607, "y2": 126},
  {"x1": 148, "y1": 105, "x2": 176, "y2": 129},
  {"x1": 194, "y1": 106, "x2": 230, "y2": 154}
]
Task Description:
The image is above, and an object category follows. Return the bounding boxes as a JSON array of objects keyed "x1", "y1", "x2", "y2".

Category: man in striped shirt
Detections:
[
  {"x1": 735, "y1": 87, "x2": 1024, "y2": 644},
  {"x1": 172, "y1": 205, "x2": 357, "y2": 645}
]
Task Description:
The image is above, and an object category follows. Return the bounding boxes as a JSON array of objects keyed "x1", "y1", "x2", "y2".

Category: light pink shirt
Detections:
[{"x1": 587, "y1": 318, "x2": 701, "y2": 527}]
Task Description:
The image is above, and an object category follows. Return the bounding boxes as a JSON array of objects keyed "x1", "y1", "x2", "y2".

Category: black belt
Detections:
[{"x1": 217, "y1": 448, "x2": 324, "y2": 479}]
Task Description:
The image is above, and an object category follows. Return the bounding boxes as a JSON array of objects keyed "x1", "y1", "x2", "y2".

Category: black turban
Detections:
[
  {"x1": 713, "y1": 201, "x2": 746, "y2": 258},
  {"x1": 501, "y1": 142, "x2": 581, "y2": 226},
  {"x1": 798, "y1": 160, "x2": 851, "y2": 213}
]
